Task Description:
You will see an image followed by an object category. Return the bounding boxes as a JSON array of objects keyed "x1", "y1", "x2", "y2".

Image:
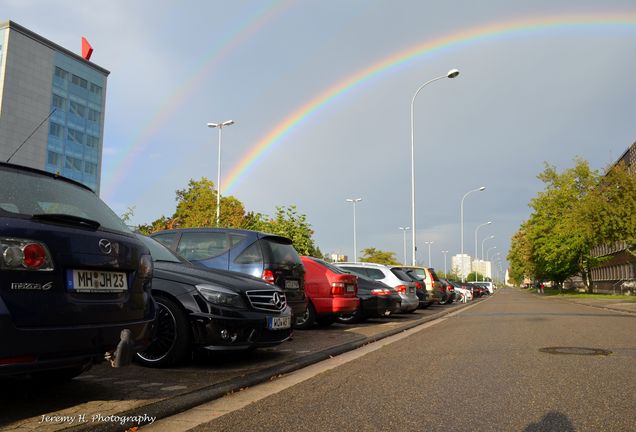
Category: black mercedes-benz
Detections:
[{"x1": 135, "y1": 235, "x2": 292, "y2": 368}]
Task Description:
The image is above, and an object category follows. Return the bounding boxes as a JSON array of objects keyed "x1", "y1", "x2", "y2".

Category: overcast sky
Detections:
[{"x1": 6, "y1": 0, "x2": 636, "y2": 273}]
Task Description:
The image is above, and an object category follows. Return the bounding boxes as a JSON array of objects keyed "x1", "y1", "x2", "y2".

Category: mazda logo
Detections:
[
  {"x1": 271, "y1": 292, "x2": 283, "y2": 309},
  {"x1": 98, "y1": 239, "x2": 112, "y2": 255}
]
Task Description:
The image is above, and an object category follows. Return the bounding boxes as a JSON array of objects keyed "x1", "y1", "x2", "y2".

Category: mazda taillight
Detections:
[
  {"x1": 0, "y1": 238, "x2": 54, "y2": 271},
  {"x1": 262, "y1": 269, "x2": 275, "y2": 284}
]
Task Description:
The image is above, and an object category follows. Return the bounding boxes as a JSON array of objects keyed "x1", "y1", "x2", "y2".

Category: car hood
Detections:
[{"x1": 153, "y1": 261, "x2": 277, "y2": 293}]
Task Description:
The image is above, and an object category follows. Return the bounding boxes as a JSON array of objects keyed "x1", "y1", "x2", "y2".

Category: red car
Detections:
[{"x1": 295, "y1": 257, "x2": 359, "y2": 329}]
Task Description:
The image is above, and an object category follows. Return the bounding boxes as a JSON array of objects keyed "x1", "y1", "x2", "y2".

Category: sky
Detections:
[{"x1": 5, "y1": 0, "x2": 636, "y2": 275}]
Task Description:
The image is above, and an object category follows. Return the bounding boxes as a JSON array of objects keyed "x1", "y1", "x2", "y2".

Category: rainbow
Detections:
[
  {"x1": 101, "y1": 0, "x2": 294, "y2": 200},
  {"x1": 221, "y1": 12, "x2": 636, "y2": 195}
]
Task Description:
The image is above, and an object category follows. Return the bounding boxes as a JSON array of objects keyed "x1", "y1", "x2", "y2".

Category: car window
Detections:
[
  {"x1": 411, "y1": 268, "x2": 427, "y2": 280},
  {"x1": 391, "y1": 268, "x2": 413, "y2": 281},
  {"x1": 152, "y1": 232, "x2": 179, "y2": 249},
  {"x1": 0, "y1": 165, "x2": 130, "y2": 233},
  {"x1": 428, "y1": 268, "x2": 441, "y2": 282},
  {"x1": 365, "y1": 268, "x2": 385, "y2": 280},
  {"x1": 339, "y1": 266, "x2": 367, "y2": 277},
  {"x1": 176, "y1": 232, "x2": 229, "y2": 261},
  {"x1": 230, "y1": 233, "x2": 247, "y2": 247},
  {"x1": 234, "y1": 241, "x2": 264, "y2": 265},
  {"x1": 137, "y1": 234, "x2": 185, "y2": 263},
  {"x1": 261, "y1": 238, "x2": 301, "y2": 265}
]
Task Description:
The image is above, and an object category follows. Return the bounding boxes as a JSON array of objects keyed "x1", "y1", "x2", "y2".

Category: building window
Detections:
[
  {"x1": 52, "y1": 94, "x2": 66, "y2": 110},
  {"x1": 65, "y1": 156, "x2": 83, "y2": 172},
  {"x1": 84, "y1": 161, "x2": 97, "y2": 176},
  {"x1": 47, "y1": 151, "x2": 62, "y2": 167},
  {"x1": 54, "y1": 67, "x2": 68, "y2": 80},
  {"x1": 90, "y1": 83, "x2": 102, "y2": 97},
  {"x1": 67, "y1": 128, "x2": 85, "y2": 145},
  {"x1": 49, "y1": 122, "x2": 64, "y2": 138},
  {"x1": 86, "y1": 135, "x2": 99, "y2": 149},
  {"x1": 71, "y1": 74, "x2": 88, "y2": 89},
  {"x1": 70, "y1": 100, "x2": 86, "y2": 118},
  {"x1": 88, "y1": 108, "x2": 100, "y2": 122}
]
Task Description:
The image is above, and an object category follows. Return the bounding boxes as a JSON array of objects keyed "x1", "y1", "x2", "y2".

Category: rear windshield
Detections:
[
  {"x1": 137, "y1": 234, "x2": 186, "y2": 263},
  {"x1": 428, "y1": 268, "x2": 441, "y2": 282},
  {"x1": 260, "y1": 238, "x2": 301, "y2": 265},
  {"x1": 391, "y1": 268, "x2": 415, "y2": 282},
  {"x1": 0, "y1": 165, "x2": 130, "y2": 233}
]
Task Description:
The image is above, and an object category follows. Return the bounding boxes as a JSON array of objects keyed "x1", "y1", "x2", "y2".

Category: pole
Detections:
[
  {"x1": 460, "y1": 187, "x2": 485, "y2": 282},
  {"x1": 216, "y1": 126, "x2": 222, "y2": 227}
]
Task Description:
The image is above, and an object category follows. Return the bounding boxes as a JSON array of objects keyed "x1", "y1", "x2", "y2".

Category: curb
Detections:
[{"x1": 66, "y1": 296, "x2": 492, "y2": 432}]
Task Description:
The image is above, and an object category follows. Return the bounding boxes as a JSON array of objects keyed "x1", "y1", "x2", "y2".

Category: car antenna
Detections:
[{"x1": 6, "y1": 108, "x2": 56, "y2": 163}]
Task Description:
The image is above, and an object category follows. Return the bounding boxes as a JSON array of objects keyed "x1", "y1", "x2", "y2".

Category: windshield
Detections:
[{"x1": 0, "y1": 165, "x2": 130, "y2": 233}]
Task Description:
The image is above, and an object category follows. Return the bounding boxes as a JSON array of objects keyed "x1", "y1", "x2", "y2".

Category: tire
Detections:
[
  {"x1": 337, "y1": 308, "x2": 362, "y2": 324},
  {"x1": 294, "y1": 303, "x2": 316, "y2": 330},
  {"x1": 136, "y1": 296, "x2": 191, "y2": 368}
]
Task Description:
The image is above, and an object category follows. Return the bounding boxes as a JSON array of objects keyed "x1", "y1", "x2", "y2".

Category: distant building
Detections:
[
  {"x1": 452, "y1": 254, "x2": 472, "y2": 279},
  {"x1": 328, "y1": 253, "x2": 348, "y2": 263},
  {"x1": 472, "y1": 259, "x2": 492, "y2": 279},
  {"x1": 0, "y1": 20, "x2": 108, "y2": 193}
]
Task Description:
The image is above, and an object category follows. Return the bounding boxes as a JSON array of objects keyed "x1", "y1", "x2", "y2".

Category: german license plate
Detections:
[
  {"x1": 267, "y1": 315, "x2": 291, "y2": 330},
  {"x1": 68, "y1": 269, "x2": 128, "y2": 293},
  {"x1": 285, "y1": 279, "x2": 300, "y2": 289}
]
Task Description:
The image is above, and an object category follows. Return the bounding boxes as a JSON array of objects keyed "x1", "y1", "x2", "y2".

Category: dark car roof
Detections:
[{"x1": 152, "y1": 227, "x2": 292, "y2": 244}]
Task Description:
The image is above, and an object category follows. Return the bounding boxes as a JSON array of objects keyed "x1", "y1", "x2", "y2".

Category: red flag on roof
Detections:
[{"x1": 81, "y1": 37, "x2": 93, "y2": 61}]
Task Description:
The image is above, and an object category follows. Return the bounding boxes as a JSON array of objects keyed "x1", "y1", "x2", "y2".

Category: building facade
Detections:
[
  {"x1": 0, "y1": 21, "x2": 108, "y2": 193},
  {"x1": 472, "y1": 259, "x2": 492, "y2": 279},
  {"x1": 588, "y1": 141, "x2": 636, "y2": 294},
  {"x1": 451, "y1": 254, "x2": 472, "y2": 279}
]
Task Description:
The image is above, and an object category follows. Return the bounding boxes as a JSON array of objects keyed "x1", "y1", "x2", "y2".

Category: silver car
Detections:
[{"x1": 336, "y1": 262, "x2": 419, "y2": 313}]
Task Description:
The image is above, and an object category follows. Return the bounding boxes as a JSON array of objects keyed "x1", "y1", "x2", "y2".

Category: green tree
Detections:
[
  {"x1": 359, "y1": 247, "x2": 400, "y2": 265},
  {"x1": 507, "y1": 224, "x2": 536, "y2": 285},
  {"x1": 255, "y1": 205, "x2": 319, "y2": 256}
]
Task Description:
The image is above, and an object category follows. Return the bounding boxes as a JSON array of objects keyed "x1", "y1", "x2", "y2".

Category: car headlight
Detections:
[{"x1": 195, "y1": 284, "x2": 246, "y2": 308}]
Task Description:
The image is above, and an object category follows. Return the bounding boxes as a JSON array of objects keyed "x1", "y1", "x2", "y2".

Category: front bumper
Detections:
[{"x1": 190, "y1": 306, "x2": 293, "y2": 351}]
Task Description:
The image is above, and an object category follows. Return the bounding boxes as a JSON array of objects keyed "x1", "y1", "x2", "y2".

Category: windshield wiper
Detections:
[{"x1": 32, "y1": 213, "x2": 101, "y2": 230}]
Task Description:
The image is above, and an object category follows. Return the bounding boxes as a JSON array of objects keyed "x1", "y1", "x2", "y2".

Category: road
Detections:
[{"x1": 176, "y1": 288, "x2": 636, "y2": 432}]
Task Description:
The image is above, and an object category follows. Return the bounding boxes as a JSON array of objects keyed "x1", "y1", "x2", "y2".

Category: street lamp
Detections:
[
  {"x1": 207, "y1": 120, "x2": 235, "y2": 227},
  {"x1": 480, "y1": 235, "x2": 494, "y2": 281},
  {"x1": 474, "y1": 221, "x2": 492, "y2": 261},
  {"x1": 441, "y1": 250, "x2": 448, "y2": 275},
  {"x1": 410, "y1": 69, "x2": 460, "y2": 266},
  {"x1": 460, "y1": 186, "x2": 485, "y2": 282},
  {"x1": 399, "y1": 227, "x2": 410, "y2": 265},
  {"x1": 424, "y1": 241, "x2": 434, "y2": 268},
  {"x1": 486, "y1": 246, "x2": 497, "y2": 261},
  {"x1": 346, "y1": 198, "x2": 362, "y2": 262}
]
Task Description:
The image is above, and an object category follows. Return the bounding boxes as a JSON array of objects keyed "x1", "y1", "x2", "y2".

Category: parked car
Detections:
[
  {"x1": 135, "y1": 235, "x2": 292, "y2": 367},
  {"x1": 393, "y1": 266, "x2": 443, "y2": 305},
  {"x1": 0, "y1": 162, "x2": 155, "y2": 380},
  {"x1": 448, "y1": 280, "x2": 472, "y2": 303},
  {"x1": 337, "y1": 274, "x2": 402, "y2": 324},
  {"x1": 470, "y1": 282, "x2": 491, "y2": 296},
  {"x1": 335, "y1": 262, "x2": 419, "y2": 313},
  {"x1": 390, "y1": 267, "x2": 428, "y2": 308},
  {"x1": 466, "y1": 282, "x2": 487, "y2": 298},
  {"x1": 437, "y1": 278, "x2": 455, "y2": 305},
  {"x1": 295, "y1": 257, "x2": 359, "y2": 329},
  {"x1": 150, "y1": 228, "x2": 307, "y2": 320}
]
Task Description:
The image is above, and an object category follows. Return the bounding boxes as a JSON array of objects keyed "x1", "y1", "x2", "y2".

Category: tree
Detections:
[
  {"x1": 359, "y1": 247, "x2": 400, "y2": 265},
  {"x1": 507, "y1": 224, "x2": 536, "y2": 285},
  {"x1": 253, "y1": 205, "x2": 319, "y2": 256}
]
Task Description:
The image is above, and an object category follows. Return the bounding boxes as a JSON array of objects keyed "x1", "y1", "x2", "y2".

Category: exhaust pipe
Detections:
[{"x1": 104, "y1": 329, "x2": 134, "y2": 368}]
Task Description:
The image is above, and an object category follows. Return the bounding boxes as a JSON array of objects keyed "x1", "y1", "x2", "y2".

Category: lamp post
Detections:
[
  {"x1": 490, "y1": 252, "x2": 501, "y2": 281},
  {"x1": 399, "y1": 227, "x2": 410, "y2": 265},
  {"x1": 424, "y1": 241, "x2": 434, "y2": 267},
  {"x1": 346, "y1": 198, "x2": 362, "y2": 262},
  {"x1": 480, "y1": 235, "x2": 494, "y2": 280},
  {"x1": 460, "y1": 186, "x2": 485, "y2": 282},
  {"x1": 486, "y1": 246, "x2": 497, "y2": 261},
  {"x1": 410, "y1": 69, "x2": 460, "y2": 266},
  {"x1": 207, "y1": 120, "x2": 235, "y2": 227},
  {"x1": 474, "y1": 221, "x2": 492, "y2": 260},
  {"x1": 441, "y1": 250, "x2": 448, "y2": 275}
]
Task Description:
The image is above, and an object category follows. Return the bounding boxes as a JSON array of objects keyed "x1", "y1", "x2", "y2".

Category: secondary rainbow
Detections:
[{"x1": 221, "y1": 12, "x2": 636, "y2": 195}]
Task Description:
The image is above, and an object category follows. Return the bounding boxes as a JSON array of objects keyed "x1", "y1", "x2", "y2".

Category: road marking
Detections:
[
  {"x1": 161, "y1": 385, "x2": 188, "y2": 391},
  {"x1": 142, "y1": 311, "x2": 476, "y2": 432}
]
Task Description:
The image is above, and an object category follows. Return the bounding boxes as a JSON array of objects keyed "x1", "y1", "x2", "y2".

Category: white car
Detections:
[{"x1": 335, "y1": 262, "x2": 420, "y2": 313}]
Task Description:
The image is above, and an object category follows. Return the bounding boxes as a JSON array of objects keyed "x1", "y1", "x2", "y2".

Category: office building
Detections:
[{"x1": 0, "y1": 20, "x2": 108, "y2": 192}]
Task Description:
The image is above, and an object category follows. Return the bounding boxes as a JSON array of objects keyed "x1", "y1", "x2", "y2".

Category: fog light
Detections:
[{"x1": 220, "y1": 329, "x2": 229, "y2": 340}]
